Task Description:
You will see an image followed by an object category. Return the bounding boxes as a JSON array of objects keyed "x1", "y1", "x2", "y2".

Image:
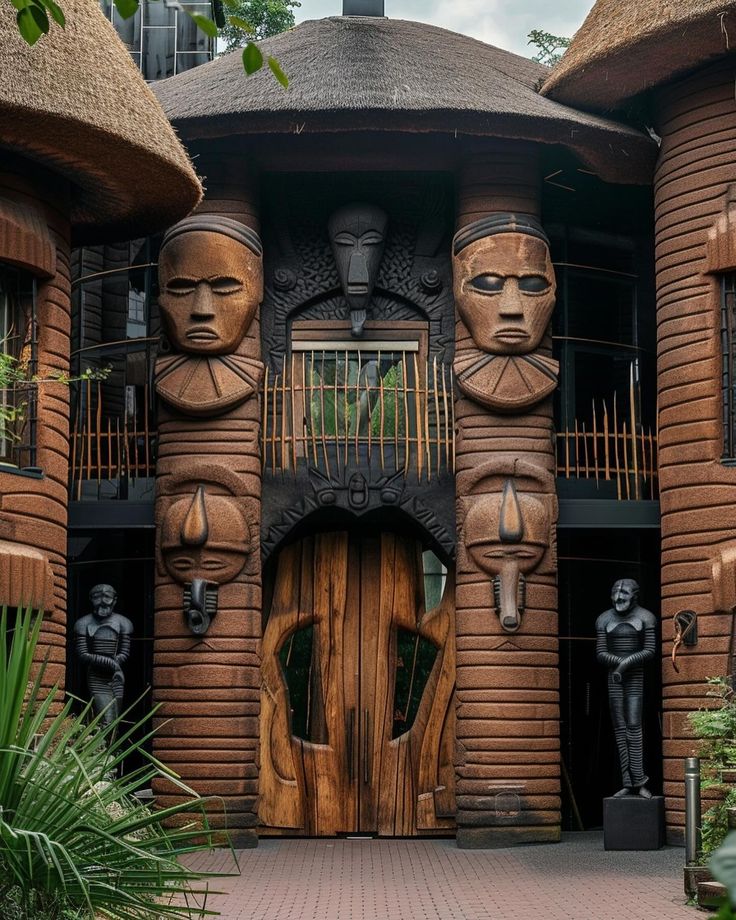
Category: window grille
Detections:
[
  {"x1": 722, "y1": 274, "x2": 736, "y2": 460},
  {"x1": 0, "y1": 265, "x2": 37, "y2": 467}
]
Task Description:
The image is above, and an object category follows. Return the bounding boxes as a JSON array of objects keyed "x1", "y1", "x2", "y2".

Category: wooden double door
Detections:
[{"x1": 259, "y1": 531, "x2": 456, "y2": 836}]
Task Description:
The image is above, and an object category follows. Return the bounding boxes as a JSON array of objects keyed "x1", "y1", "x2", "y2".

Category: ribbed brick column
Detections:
[
  {"x1": 152, "y1": 177, "x2": 263, "y2": 847},
  {"x1": 0, "y1": 159, "x2": 72, "y2": 692},
  {"x1": 454, "y1": 144, "x2": 560, "y2": 848},
  {"x1": 654, "y1": 59, "x2": 736, "y2": 844}
]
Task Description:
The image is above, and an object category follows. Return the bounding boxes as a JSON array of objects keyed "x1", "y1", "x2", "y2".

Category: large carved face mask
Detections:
[
  {"x1": 454, "y1": 232, "x2": 556, "y2": 355},
  {"x1": 159, "y1": 224, "x2": 263, "y2": 356},
  {"x1": 328, "y1": 203, "x2": 388, "y2": 336}
]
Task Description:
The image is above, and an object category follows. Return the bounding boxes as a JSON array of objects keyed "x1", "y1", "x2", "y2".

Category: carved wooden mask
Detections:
[
  {"x1": 328, "y1": 203, "x2": 388, "y2": 335},
  {"x1": 453, "y1": 215, "x2": 556, "y2": 356},
  {"x1": 158, "y1": 216, "x2": 264, "y2": 356},
  {"x1": 459, "y1": 457, "x2": 557, "y2": 634},
  {"x1": 160, "y1": 485, "x2": 253, "y2": 587}
]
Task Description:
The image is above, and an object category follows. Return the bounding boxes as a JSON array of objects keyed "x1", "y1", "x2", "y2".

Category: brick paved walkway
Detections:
[{"x1": 186, "y1": 832, "x2": 698, "y2": 919}]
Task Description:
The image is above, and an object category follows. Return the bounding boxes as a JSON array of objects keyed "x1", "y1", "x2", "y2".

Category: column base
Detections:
[{"x1": 456, "y1": 826, "x2": 561, "y2": 849}]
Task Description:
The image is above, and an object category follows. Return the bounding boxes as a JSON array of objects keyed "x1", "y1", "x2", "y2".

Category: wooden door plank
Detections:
[
  {"x1": 258, "y1": 540, "x2": 306, "y2": 830},
  {"x1": 296, "y1": 531, "x2": 356, "y2": 835}
]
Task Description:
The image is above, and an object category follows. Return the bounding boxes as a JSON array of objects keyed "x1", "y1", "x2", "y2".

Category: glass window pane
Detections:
[
  {"x1": 177, "y1": 7, "x2": 211, "y2": 51},
  {"x1": 278, "y1": 625, "x2": 327, "y2": 744},
  {"x1": 144, "y1": 0, "x2": 172, "y2": 26},
  {"x1": 392, "y1": 628, "x2": 438, "y2": 739},
  {"x1": 143, "y1": 27, "x2": 175, "y2": 80},
  {"x1": 114, "y1": 7, "x2": 141, "y2": 50}
]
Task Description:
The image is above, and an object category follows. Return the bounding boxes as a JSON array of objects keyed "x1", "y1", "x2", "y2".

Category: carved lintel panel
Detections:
[
  {"x1": 452, "y1": 213, "x2": 558, "y2": 412},
  {"x1": 458, "y1": 458, "x2": 557, "y2": 634},
  {"x1": 261, "y1": 174, "x2": 455, "y2": 370}
]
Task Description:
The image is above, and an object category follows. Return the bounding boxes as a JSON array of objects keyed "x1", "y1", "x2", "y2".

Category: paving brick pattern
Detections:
[{"x1": 185, "y1": 832, "x2": 698, "y2": 919}]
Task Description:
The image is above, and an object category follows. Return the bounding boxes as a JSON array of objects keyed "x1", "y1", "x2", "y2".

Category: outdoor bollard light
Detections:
[{"x1": 685, "y1": 757, "x2": 702, "y2": 865}]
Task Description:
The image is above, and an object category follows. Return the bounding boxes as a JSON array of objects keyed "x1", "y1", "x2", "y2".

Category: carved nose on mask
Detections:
[
  {"x1": 347, "y1": 252, "x2": 370, "y2": 293},
  {"x1": 498, "y1": 282, "x2": 525, "y2": 318},
  {"x1": 181, "y1": 486, "x2": 209, "y2": 547},
  {"x1": 499, "y1": 480, "x2": 525, "y2": 543},
  {"x1": 191, "y1": 283, "x2": 215, "y2": 317}
]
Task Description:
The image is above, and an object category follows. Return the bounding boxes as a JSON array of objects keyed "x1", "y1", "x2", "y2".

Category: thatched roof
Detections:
[
  {"x1": 543, "y1": 0, "x2": 736, "y2": 110},
  {"x1": 153, "y1": 16, "x2": 655, "y2": 184},
  {"x1": 0, "y1": 0, "x2": 201, "y2": 244}
]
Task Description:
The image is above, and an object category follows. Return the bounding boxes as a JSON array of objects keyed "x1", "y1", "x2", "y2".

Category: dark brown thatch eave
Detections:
[{"x1": 168, "y1": 109, "x2": 656, "y2": 186}]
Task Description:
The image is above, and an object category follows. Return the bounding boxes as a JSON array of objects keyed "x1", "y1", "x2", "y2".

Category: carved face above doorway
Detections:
[{"x1": 328, "y1": 203, "x2": 388, "y2": 337}]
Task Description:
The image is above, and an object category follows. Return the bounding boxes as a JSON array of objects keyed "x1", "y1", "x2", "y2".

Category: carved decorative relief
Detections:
[
  {"x1": 328, "y1": 203, "x2": 388, "y2": 337},
  {"x1": 458, "y1": 458, "x2": 557, "y2": 633},
  {"x1": 155, "y1": 215, "x2": 264, "y2": 417},
  {"x1": 452, "y1": 213, "x2": 558, "y2": 412},
  {"x1": 261, "y1": 467, "x2": 455, "y2": 563},
  {"x1": 261, "y1": 174, "x2": 455, "y2": 368},
  {"x1": 157, "y1": 465, "x2": 257, "y2": 634}
]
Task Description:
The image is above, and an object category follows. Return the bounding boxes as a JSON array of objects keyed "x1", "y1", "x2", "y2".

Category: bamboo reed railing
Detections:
[
  {"x1": 555, "y1": 394, "x2": 658, "y2": 500},
  {"x1": 69, "y1": 377, "x2": 154, "y2": 499},
  {"x1": 263, "y1": 353, "x2": 455, "y2": 480}
]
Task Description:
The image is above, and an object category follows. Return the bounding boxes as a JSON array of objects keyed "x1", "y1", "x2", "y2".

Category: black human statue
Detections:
[
  {"x1": 596, "y1": 579, "x2": 657, "y2": 798},
  {"x1": 74, "y1": 584, "x2": 133, "y2": 731}
]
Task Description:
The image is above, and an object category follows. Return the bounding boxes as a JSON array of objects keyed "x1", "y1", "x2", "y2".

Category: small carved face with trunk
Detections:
[
  {"x1": 453, "y1": 214, "x2": 556, "y2": 356},
  {"x1": 328, "y1": 203, "x2": 388, "y2": 337},
  {"x1": 158, "y1": 216, "x2": 264, "y2": 356},
  {"x1": 464, "y1": 480, "x2": 550, "y2": 633}
]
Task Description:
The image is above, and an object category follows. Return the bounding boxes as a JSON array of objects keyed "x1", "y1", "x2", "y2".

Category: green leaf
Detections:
[
  {"x1": 39, "y1": 0, "x2": 65, "y2": 27},
  {"x1": 16, "y1": 5, "x2": 45, "y2": 44},
  {"x1": 242, "y1": 41, "x2": 263, "y2": 75},
  {"x1": 113, "y1": 0, "x2": 138, "y2": 20},
  {"x1": 228, "y1": 15, "x2": 254, "y2": 32},
  {"x1": 189, "y1": 11, "x2": 217, "y2": 38},
  {"x1": 268, "y1": 54, "x2": 289, "y2": 88}
]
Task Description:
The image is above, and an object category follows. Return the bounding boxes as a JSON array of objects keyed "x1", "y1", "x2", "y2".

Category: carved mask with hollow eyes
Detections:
[{"x1": 453, "y1": 233, "x2": 556, "y2": 356}]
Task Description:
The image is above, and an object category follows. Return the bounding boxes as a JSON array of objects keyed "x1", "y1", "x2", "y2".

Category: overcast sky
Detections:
[{"x1": 295, "y1": 0, "x2": 595, "y2": 57}]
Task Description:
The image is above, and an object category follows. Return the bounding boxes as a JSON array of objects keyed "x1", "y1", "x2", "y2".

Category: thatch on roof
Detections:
[
  {"x1": 543, "y1": 0, "x2": 736, "y2": 110},
  {"x1": 0, "y1": 0, "x2": 202, "y2": 244},
  {"x1": 153, "y1": 16, "x2": 656, "y2": 185}
]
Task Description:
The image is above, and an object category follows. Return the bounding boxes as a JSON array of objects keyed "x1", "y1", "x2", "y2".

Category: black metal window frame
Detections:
[
  {"x1": 722, "y1": 273, "x2": 736, "y2": 461},
  {"x1": 0, "y1": 263, "x2": 38, "y2": 469}
]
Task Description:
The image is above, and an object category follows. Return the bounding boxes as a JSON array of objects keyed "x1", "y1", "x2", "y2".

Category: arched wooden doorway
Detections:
[{"x1": 259, "y1": 530, "x2": 456, "y2": 836}]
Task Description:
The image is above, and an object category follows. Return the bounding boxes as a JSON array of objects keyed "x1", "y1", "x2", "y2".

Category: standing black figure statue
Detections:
[
  {"x1": 596, "y1": 579, "x2": 656, "y2": 798},
  {"x1": 74, "y1": 584, "x2": 133, "y2": 730}
]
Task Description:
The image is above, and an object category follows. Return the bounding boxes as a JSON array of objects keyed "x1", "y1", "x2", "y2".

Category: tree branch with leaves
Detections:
[{"x1": 7, "y1": 0, "x2": 294, "y2": 84}]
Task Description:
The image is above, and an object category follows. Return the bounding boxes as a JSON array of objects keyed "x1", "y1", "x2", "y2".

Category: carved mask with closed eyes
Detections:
[
  {"x1": 453, "y1": 233, "x2": 556, "y2": 355},
  {"x1": 328, "y1": 204, "x2": 388, "y2": 313}
]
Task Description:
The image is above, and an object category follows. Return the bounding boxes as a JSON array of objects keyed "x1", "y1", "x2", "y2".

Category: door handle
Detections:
[
  {"x1": 347, "y1": 707, "x2": 355, "y2": 783},
  {"x1": 363, "y1": 708, "x2": 371, "y2": 785}
]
